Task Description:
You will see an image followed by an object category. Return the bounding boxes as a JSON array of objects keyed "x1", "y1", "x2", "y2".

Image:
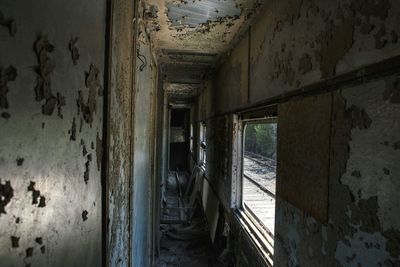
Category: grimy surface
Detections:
[
  {"x1": 157, "y1": 219, "x2": 220, "y2": 267},
  {"x1": 158, "y1": 171, "x2": 221, "y2": 267},
  {"x1": 0, "y1": 0, "x2": 106, "y2": 266}
]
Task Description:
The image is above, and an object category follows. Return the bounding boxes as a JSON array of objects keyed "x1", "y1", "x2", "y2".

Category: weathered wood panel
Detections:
[{"x1": 277, "y1": 93, "x2": 332, "y2": 222}]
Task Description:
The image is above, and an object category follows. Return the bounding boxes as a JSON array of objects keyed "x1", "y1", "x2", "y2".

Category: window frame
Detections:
[
  {"x1": 230, "y1": 110, "x2": 278, "y2": 266},
  {"x1": 240, "y1": 118, "x2": 277, "y2": 227},
  {"x1": 190, "y1": 123, "x2": 194, "y2": 153},
  {"x1": 241, "y1": 119, "x2": 277, "y2": 198},
  {"x1": 198, "y1": 121, "x2": 207, "y2": 167}
]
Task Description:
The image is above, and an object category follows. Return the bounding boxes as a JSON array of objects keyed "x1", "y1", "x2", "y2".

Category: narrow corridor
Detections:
[{"x1": 1, "y1": 0, "x2": 399, "y2": 266}]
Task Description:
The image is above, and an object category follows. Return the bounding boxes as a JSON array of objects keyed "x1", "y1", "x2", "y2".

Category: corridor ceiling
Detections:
[{"x1": 144, "y1": 0, "x2": 263, "y2": 85}]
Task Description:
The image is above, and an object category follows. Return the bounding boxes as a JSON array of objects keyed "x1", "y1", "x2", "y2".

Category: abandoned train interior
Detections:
[{"x1": 0, "y1": 0, "x2": 400, "y2": 266}]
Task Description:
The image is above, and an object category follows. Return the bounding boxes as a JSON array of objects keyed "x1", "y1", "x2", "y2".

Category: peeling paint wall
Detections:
[
  {"x1": 210, "y1": 0, "x2": 400, "y2": 111},
  {"x1": 331, "y1": 78, "x2": 400, "y2": 266},
  {"x1": 274, "y1": 76, "x2": 400, "y2": 266},
  {"x1": 0, "y1": 0, "x2": 106, "y2": 266},
  {"x1": 132, "y1": 25, "x2": 157, "y2": 267},
  {"x1": 196, "y1": 0, "x2": 400, "y2": 266},
  {"x1": 153, "y1": 67, "x2": 164, "y2": 262},
  {"x1": 249, "y1": 0, "x2": 400, "y2": 103},
  {"x1": 198, "y1": 80, "x2": 214, "y2": 121},
  {"x1": 214, "y1": 31, "x2": 249, "y2": 114},
  {"x1": 107, "y1": 0, "x2": 135, "y2": 266}
]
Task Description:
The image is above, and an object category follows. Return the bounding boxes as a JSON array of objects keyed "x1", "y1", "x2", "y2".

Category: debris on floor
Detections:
[{"x1": 157, "y1": 171, "x2": 225, "y2": 267}]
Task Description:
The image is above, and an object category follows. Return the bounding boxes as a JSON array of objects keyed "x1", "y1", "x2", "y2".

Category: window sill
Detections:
[{"x1": 234, "y1": 209, "x2": 274, "y2": 266}]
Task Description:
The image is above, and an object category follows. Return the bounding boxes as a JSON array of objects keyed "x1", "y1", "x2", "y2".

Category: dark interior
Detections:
[
  {"x1": 169, "y1": 108, "x2": 190, "y2": 171},
  {"x1": 1, "y1": 1, "x2": 400, "y2": 266}
]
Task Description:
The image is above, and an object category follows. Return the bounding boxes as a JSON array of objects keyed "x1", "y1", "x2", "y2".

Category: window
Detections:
[
  {"x1": 231, "y1": 114, "x2": 277, "y2": 264},
  {"x1": 190, "y1": 123, "x2": 194, "y2": 153},
  {"x1": 199, "y1": 122, "x2": 207, "y2": 166},
  {"x1": 242, "y1": 120, "x2": 277, "y2": 238}
]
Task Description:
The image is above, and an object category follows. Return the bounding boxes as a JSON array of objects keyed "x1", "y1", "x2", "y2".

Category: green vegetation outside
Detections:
[{"x1": 244, "y1": 123, "x2": 277, "y2": 160}]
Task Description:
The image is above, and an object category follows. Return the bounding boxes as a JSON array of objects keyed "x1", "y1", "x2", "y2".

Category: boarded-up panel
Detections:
[
  {"x1": 202, "y1": 178, "x2": 220, "y2": 243},
  {"x1": 277, "y1": 93, "x2": 332, "y2": 222}
]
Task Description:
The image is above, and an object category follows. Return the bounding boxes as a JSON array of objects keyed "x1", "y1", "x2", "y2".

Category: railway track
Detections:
[
  {"x1": 243, "y1": 173, "x2": 275, "y2": 197},
  {"x1": 243, "y1": 152, "x2": 276, "y2": 197},
  {"x1": 244, "y1": 152, "x2": 276, "y2": 170}
]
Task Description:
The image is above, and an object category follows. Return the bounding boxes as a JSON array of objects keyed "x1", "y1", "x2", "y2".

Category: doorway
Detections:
[{"x1": 169, "y1": 108, "x2": 191, "y2": 172}]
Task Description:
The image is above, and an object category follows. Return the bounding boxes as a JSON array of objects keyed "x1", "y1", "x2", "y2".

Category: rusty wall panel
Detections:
[
  {"x1": 277, "y1": 93, "x2": 332, "y2": 222},
  {"x1": 107, "y1": 0, "x2": 134, "y2": 266}
]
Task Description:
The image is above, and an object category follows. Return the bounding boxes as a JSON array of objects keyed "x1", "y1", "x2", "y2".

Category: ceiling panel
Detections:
[
  {"x1": 145, "y1": 0, "x2": 263, "y2": 54},
  {"x1": 167, "y1": 0, "x2": 240, "y2": 27},
  {"x1": 144, "y1": 0, "x2": 263, "y2": 87}
]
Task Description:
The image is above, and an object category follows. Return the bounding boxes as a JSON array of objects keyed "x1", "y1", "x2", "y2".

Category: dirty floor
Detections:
[
  {"x1": 157, "y1": 171, "x2": 223, "y2": 267},
  {"x1": 157, "y1": 220, "x2": 221, "y2": 267}
]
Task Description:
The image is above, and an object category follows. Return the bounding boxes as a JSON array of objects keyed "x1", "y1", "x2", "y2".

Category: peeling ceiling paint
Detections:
[
  {"x1": 165, "y1": 83, "x2": 201, "y2": 100},
  {"x1": 166, "y1": 0, "x2": 240, "y2": 27},
  {"x1": 144, "y1": 0, "x2": 262, "y2": 88},
  {"x1": 145, "y1": 0, "x2": 262, "y2": 54}
]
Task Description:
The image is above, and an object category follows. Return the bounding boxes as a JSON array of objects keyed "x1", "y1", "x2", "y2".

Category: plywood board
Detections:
[
  {"x1": 202, "y1": 178, "x2": 220, "y2": 242},
  {"x1": 277, "y1": 93, "x2": 332, "y2": 222}
]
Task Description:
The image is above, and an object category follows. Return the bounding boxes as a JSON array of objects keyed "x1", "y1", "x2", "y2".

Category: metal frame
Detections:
[
  {"x1": 240, "y1": 118, "x2": 277, "y2": 210},
  {"x1": 198, "y1": 121, "x2": 207, "y2": 167},
  {"x1": 229, "y1": 114, "x2": 243, "y2": 208},
  {"x1": 235, "y1": 210, "x2": 274, "y2": 266},
  {"x1": 230, "y1": 111, "x2": 278, "y2": 263}
]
